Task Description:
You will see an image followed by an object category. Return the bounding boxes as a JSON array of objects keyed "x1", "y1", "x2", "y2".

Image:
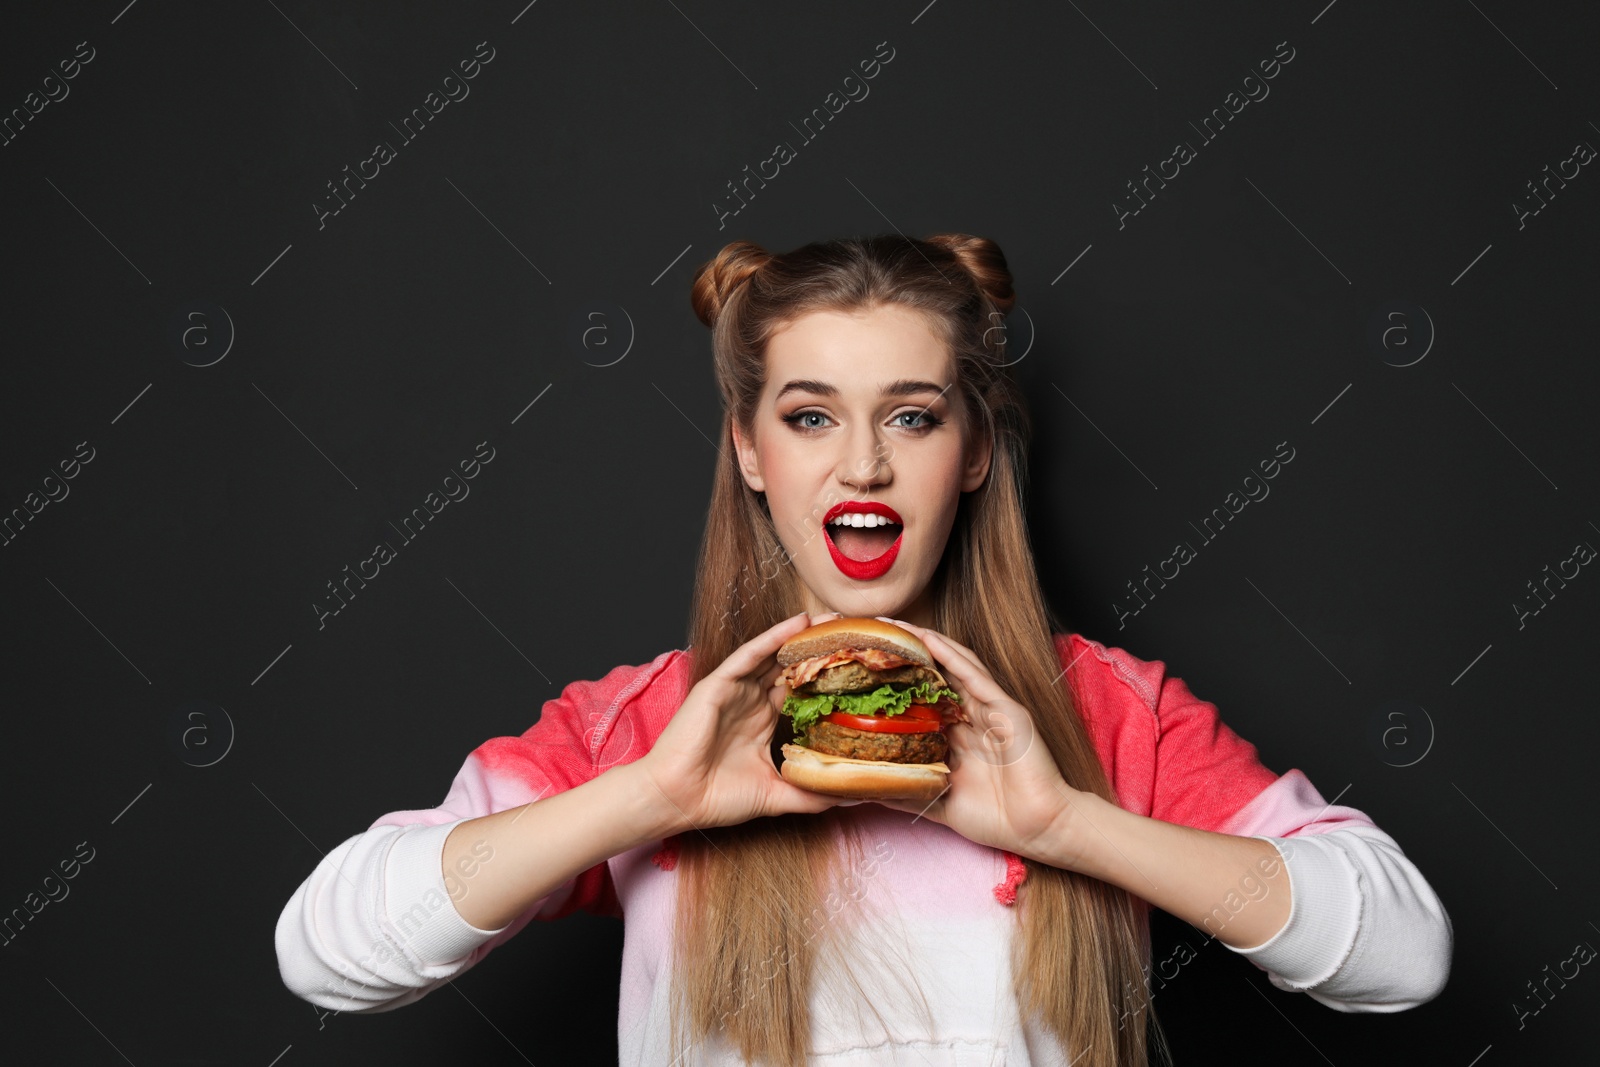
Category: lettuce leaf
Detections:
[{"x1": 783, "y1": 680, "x2": 961, "y2": 736}]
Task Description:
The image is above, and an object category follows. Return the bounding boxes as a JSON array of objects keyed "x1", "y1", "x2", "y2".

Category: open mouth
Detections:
[
  {"x1": 821, "y1": 503, "x2": 905, "y2": 581},
  {"x1": 824, "y1": 515, "x2": 904, "y2": 562}
]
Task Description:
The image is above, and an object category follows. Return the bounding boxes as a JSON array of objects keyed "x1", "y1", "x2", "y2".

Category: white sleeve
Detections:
[
  {"x1": 273, "y1": 738, "x2": 589, "y2": 1017},
  {"x1": 1216, "y1": 770, "x2": 1454, "y2": 1011},
  {"x1": 274, "y1": 820, "x2": 521, "y2": 1016},
  {"x1": 275, "y1": 656, "x2": 674, "y2": 1017}
]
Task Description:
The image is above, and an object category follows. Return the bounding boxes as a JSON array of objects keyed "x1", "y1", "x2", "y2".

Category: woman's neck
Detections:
[{"x1": 802, "y1": 584, "x2": 937, "y2": 629}]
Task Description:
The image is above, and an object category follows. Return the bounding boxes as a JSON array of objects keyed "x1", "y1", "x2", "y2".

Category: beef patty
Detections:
[
  {"x1": 791, "y1": 661, "x2": 943, "y2": 695},
  {"x1": 800, "y1": 718, "x2": 949, "y2": 764}
]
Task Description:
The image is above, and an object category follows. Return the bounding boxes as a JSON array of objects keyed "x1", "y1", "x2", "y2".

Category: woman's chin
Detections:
[{"x1": 795, "y1": 553, "x2": 930, "y2": 619}]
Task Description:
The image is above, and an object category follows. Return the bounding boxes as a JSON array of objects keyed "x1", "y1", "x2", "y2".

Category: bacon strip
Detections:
[
  {"x1": 853, "y1": 647, "x2": 916, "y2": 671},
  {"x1": 781, "y1": 646, "x2": 948, "y2": 690},
  {"x1": 781, "y1": 648, "x2": 890, "y2": 686}
]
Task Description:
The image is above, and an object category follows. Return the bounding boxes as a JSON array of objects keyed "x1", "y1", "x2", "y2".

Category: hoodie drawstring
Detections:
[
  {"x1": 993, "y1": 848, "x2": 1027, "y2": 905},
  {"x1": 651, "y1": 834, "x2": 681, "y2": 871}
]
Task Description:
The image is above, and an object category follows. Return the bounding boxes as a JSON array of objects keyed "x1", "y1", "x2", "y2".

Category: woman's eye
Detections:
[
  {"x1": 781, "y1": 411, "x2": 831, "y2": 431},
  {"x1": 893, "y1": 410, "x2": 942, "y2": 432},
  {"x1": 781, "y1": 410, "x2": 942, "y2": 433}
]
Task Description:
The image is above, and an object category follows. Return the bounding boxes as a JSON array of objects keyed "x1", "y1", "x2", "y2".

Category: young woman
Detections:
[{"x1": 276, "y1": 233, "x2": 1452, "y2": 1066}]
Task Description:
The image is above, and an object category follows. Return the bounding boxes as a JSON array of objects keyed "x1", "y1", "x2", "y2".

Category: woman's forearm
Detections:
[
  {"x1": 1043, "y1": 790, "x2": 1292, "y2": 950},
  {"x1": 442, "y1": 760, "x2": 683, "y2": 931}
]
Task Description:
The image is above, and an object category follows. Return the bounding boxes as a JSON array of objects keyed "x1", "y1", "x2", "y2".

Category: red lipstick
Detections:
[{"x1": 822, "y1": 500, "x2": 903, "y2": 581}]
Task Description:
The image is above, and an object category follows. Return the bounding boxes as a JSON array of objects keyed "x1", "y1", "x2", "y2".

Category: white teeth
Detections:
[{"x1": 831, "y1": 513, "x2": 895, "y2": 527}]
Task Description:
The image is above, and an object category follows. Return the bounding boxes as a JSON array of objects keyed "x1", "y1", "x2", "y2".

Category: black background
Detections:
[{"x1": 2, "y1": 1, "x2": 1596, "y2": 1063}]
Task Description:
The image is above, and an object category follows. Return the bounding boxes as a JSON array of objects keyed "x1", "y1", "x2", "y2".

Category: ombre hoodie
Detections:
[{"x1": 275, "y1": 632, "x2": 1453, "y2": 1064}]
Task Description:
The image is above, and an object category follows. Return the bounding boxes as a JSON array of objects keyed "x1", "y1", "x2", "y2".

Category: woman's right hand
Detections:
[{"x1": 634, "y1": 611, "x2": 852, "y2": 834}]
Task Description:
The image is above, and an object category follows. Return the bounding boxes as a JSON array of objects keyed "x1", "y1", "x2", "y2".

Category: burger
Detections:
[{"x1": 776, "y1": 617, "x2": 964, "y2": 802}]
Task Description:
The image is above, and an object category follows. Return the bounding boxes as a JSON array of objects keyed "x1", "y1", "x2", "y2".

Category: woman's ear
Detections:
[
  {"x1": 730, "y1": 419, "x2": 766, "y2": 493},
  {"x1": 961, "y1": 427, "x2": 993, "y2": 492}
]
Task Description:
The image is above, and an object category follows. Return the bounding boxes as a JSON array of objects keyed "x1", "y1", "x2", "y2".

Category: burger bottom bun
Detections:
[{"x1": 779, "y1": 743, "x2": 949, "y2": 802}]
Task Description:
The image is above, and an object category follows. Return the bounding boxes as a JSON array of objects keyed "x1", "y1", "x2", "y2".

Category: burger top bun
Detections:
[{"x1": 776, "y1": 616, "x2": 932, "y2": 669}]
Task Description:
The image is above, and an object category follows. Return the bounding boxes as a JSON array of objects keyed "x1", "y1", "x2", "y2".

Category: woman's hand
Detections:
[
  {"x1": 634, "y1": 611, "x2": 854, "y2": 835},
  {"x1": 866, "y1": 617, "x2": 1097, "y2": 869}
]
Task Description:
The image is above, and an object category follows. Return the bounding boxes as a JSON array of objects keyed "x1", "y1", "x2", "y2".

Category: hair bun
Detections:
[
  {"x1": 923, "y1": 233, "x2": 1015, "y2": 317},
  {"x1": 690, "y1": 241, "x2": 773, "y2": 329}
]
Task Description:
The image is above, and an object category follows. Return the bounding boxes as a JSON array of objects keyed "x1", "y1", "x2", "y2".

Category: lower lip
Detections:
[{"x1": 824, "y1": 523, "x2": 902, "y2": 581}]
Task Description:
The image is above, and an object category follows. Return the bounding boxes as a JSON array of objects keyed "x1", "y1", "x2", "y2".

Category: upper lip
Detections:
[{"x1": 823, "y1": 500, "x2": 902, "y2": 524}]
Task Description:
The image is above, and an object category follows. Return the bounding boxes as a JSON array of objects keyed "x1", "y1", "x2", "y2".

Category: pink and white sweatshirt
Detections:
[{"x1": 275, "y1": 633, "x2": 1453, "y2": 1065}]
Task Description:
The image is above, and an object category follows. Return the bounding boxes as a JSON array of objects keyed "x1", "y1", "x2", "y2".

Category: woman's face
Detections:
[{"x1": 730, "y1": 302, "x2": 991, "y2": 625}]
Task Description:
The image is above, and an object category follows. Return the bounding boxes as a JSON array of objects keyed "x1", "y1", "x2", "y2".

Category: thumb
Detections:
[{"x1": 776, "y1": 781, "x2": 843, "y2": 814}]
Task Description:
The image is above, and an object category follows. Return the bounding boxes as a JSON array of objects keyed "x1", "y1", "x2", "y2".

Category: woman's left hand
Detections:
[{"x1": 866, "y1": 617, "x2": 1096, "y2": 869}]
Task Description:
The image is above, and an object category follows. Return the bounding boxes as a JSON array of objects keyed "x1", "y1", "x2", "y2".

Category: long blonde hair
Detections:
[{"x1": 671, "y1": 233, "x2": 1166, "y2": 1065}]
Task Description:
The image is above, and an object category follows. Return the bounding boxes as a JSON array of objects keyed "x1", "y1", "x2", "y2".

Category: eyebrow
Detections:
[{"x1": 773, "y1": 378, "x2": 949, "y2": 402}]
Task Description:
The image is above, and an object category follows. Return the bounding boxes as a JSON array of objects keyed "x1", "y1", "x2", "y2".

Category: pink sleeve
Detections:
[
  {"x1": 1074, "y1": 634, "x2": 1363, "y2": 836},
  {"x1": 1146, "y1": 669, "x2": 1284, "y2": 834},
  {"x1": 274, "y1": 656, "x2": 670, "y2": 1017},
  {"x1": 1067, "y1": 636, "x2": 1451, "y2": 1009},
  {"x1": 1056, "y1": 633, "x2": 1282, "y2": 827}
]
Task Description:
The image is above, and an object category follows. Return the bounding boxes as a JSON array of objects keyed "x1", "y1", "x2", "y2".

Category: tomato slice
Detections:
[
  {"x1": 821, "y1": 709, "x2": 943, "y2": 733},
  {"x1": 899, "y1": 703, "x2": 942, "y2": 721}
]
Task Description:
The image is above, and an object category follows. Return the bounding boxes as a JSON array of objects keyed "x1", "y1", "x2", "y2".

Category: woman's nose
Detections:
[{"x1": 838, "y1": 440, "x2": 890, "y2": 489}]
